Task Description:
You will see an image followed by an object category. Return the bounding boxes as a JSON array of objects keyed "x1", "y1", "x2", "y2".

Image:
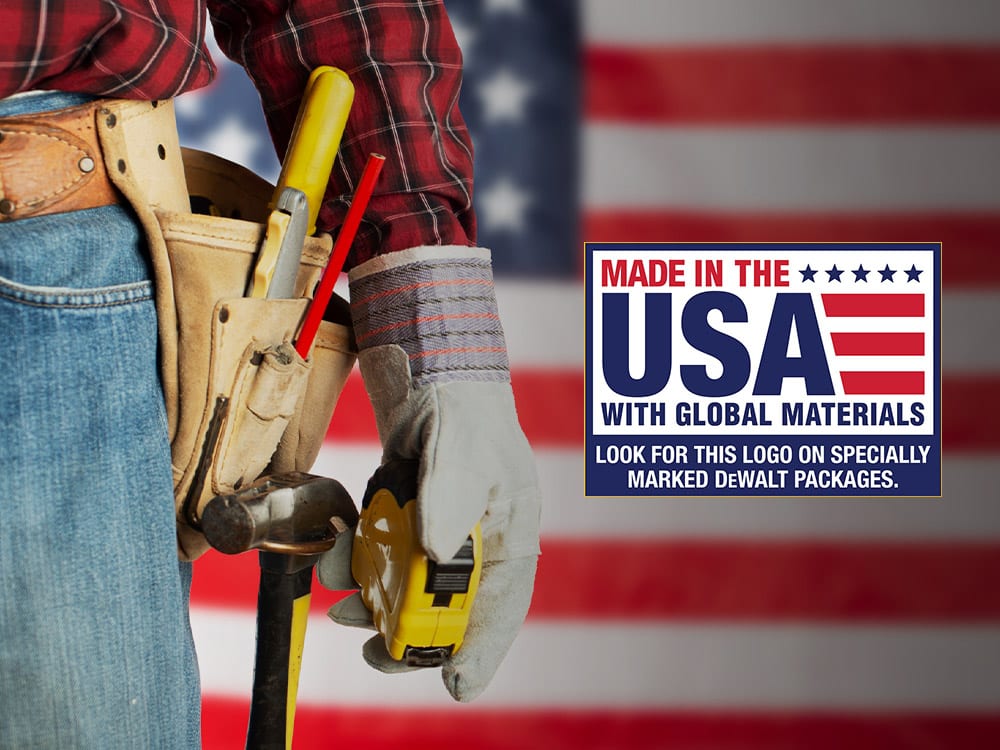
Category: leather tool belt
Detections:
[
  {"x1": 0, "y1": 99, "x2": 121, "y2": 221},
  {"x1": 3, "y1": 98, "x2": 357, "y2": 560}
]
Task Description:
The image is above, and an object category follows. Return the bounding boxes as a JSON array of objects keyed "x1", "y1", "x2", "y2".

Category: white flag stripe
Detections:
[
  {"x1": 818, "y1": 316, "x2": 927, "y2": 335},
  {"x1": 584, "y1": 126, "x2": 1000, "y2": 212},
  {"x1": 192, "y1": 609, "x2": 1000, "y2": 709},
  {"x1": 494, "y1": 281, "x2": 584, "y2": 369},
  {"x1": 315, "y1": 448, "x2": 997, "y2": 540},
  {"x1": 495, "y1": 281, "x2": 991, "y2": 373},
  {"x1": 937, "y1": 293, "x2": 996, "y2": 372},
  {"x1": 584, "y1": 0, "x2": 1000, "y2": 45}
]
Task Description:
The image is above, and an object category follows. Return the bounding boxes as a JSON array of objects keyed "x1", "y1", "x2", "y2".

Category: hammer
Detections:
[{"x1": 202, "y1": 472, "x2": 358, "y2": 750}]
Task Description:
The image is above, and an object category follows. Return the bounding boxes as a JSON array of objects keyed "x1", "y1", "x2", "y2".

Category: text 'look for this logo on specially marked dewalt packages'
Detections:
[{"x1": 585, "y1": 243, "x2": 941, "y2": 497}]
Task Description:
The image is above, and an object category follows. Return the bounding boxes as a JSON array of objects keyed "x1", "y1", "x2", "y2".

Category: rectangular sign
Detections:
[{"x1": 585, "y1": 243, "x2": 942, "y2": 496}]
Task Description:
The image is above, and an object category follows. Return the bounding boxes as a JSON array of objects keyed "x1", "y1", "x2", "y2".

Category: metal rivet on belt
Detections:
[
  {"x1": 0, "y1": 199, "x2": 15, "y2": 215},
  {"x1": 117, "y1": 159, "x2": 126, "y2": 174},
  {"x1": 105, "y1": 113, "x2": 117, "y2": 128},
  {"x1": 78, "y1": 156, "x2": 95, "y2": 173}
]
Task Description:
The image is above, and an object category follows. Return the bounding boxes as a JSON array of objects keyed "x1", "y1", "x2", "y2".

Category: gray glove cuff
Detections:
[{"x1": 348, "y1": 246, "x2": 509, "y2": 386}]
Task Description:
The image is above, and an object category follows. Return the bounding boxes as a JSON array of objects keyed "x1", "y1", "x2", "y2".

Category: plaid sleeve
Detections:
[
  {"x1": 206, "y1": 0, "x2": 477, "y2": 267},
  {"x1": 0, "y1": 1, "x2": 216, "y2": 99}
]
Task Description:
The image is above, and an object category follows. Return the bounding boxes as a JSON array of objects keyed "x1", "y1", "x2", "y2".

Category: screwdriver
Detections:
[{"x1": 247, "y1": 66, "x2": 355, "y2": 299}]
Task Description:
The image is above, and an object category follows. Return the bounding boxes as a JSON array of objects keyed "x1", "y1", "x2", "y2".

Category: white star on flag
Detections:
[
  {"x1": 478, "y1": 176, "x2": 532, "y2": 232},
  {"x1": 484, "y1": 0, "x2": 525, "y2": 15},
  {"x1": 192, "y1": 115, "x2": 264, "y2": 174},
  {"x1": 477, "y1": 69, "x2": 533, "y2": 124}
]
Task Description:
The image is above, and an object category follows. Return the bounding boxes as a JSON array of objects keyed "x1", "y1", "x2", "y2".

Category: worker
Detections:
[{"x1": 0, "y1": 2, "x2": 541, "y2": 746}]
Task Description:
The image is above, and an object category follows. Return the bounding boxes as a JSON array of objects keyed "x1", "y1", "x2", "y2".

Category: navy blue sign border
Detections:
[{"x1": 584, "y1": 242, "x2": 943, "y2": 498}]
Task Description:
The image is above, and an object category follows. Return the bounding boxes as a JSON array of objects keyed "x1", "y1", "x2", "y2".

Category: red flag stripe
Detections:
[
  {"x1": 831, "y1": 332, "x2": 924, "y2": 356},
  {"x1": 586, "y1": 45, "x2": 1000, "y2": 124},
  {"x1": 325, "y1": 372, "x2": 996, "y2": 451},
  {"x1": 939, "y1": 375, "x2": 1000, "y2": 451},
  {"x1": 191, "y1": 539, "x2": 1000, "y2": 621},
  {"x1": 822, "y1": 294, "x2": 925, "y2": 317},
  {"x1": 583, "y1": 211, "x2": 991, "y2": 287},
  {"x1": 840, "y1": 371, "x2": 925, "y2": 395},
  {"x1": 532, "y1": 539, "x2": 1000, "y2": 621},
  {"x1": 201, "y1": 700, "x2": 1000, "y2": 750}
]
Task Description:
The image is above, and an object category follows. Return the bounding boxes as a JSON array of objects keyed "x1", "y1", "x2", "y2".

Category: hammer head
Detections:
[{"x1": 201, "y1": 472, "x2": 358, "y2": 555}]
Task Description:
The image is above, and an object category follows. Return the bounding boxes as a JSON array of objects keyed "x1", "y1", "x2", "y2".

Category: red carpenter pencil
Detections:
[{"x1": 295, "y1": 153, "x2": 386, "y2": 358}]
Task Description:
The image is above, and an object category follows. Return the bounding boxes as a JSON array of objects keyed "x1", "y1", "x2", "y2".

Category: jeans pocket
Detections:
[{"x1": 0, "y1": 203, "x2": 151, "y2": 288}]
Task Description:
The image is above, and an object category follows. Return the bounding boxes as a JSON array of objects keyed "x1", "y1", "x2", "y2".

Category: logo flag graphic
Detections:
[{"x1": 587, "y1": 243, "x2": 942, "y2": 496}]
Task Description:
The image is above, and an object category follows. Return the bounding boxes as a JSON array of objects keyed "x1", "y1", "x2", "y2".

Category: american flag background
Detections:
[{"x1": 177, "y1": 0, "x2": 1000, "y2": 747}]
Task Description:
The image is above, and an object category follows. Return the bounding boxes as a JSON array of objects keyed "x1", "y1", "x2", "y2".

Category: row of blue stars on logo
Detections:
[{"x1": 799, "y1": 264, "x2": 924, "y2": 283}]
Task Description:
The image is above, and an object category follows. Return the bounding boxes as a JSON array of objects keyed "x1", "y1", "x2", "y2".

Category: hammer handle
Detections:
[{"x1": 246, "y1": 552, "x2": 314, "y2": 750}]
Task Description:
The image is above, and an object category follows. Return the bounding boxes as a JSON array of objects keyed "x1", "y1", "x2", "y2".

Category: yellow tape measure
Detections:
[{"x1": 352, "y1": 460, "x2": 482, "y2": 666}]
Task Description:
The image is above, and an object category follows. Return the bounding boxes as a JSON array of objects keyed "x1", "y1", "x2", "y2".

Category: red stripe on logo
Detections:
[
  {"x1": 831, "y1": 332, "x2": 925, "y2": 356},
  {"x1": 822, "y1": 294, "x2": 925, "y2": 318},
  {"x1": 840, "y1": 371, "x2": 925, "y2": 395}
]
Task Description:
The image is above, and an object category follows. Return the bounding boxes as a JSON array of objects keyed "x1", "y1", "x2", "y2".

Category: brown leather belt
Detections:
[{"x1": 0, "y1": 99, "x2": 122, "y2": 222}]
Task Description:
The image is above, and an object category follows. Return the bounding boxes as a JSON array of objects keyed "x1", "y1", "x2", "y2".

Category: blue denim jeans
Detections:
[{"x1": 0, "y1": 93, "x2": 200, "y2": 748}]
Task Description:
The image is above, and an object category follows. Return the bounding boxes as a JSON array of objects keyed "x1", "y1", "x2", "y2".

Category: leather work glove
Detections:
[{"x1": 317, "y1": 246, "x2": 542, "y2": 702}]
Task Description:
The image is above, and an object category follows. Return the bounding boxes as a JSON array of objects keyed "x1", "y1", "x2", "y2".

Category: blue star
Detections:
[
  {"x1": 879, "y1": 264, "x2": 897, "y2": 282},
  {"x1": 826, "y1": 265, "x2": 844, "y2": 282},
  {"x1": 852, "y1": 264, "x2": 870, "y2": 282},
  {"x1": 799, "y1": 264, "x2": 817, "y2": 282},
  {"x1": 905, "y1": 264, "x2": 923, "y2": 282}
]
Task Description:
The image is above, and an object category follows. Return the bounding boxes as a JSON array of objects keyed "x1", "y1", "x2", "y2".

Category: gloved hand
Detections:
[{"x1": 317, "y1": 246, "x2": 541, "y2": 702}]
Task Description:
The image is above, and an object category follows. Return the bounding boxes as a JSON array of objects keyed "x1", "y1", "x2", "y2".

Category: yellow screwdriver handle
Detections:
[{"x1": 273, "y1": 66, "x2": 355, "y2": 235}]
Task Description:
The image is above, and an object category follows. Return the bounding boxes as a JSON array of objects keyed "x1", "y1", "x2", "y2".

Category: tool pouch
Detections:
[{"x1": 96, "y1": 100, "x2": 356, "y2": 560}]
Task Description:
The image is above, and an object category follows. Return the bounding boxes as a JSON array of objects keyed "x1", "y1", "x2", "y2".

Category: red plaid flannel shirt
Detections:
[{"x1": 0, "y1": 0, "x2": 475, "y2": 264}]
